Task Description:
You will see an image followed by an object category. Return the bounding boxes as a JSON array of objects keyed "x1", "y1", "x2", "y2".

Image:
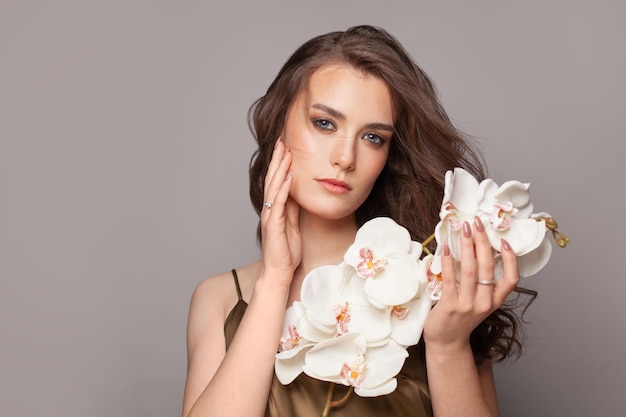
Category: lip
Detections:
[{"x1": 316, "y1": 178, "x2": 352, "y2": 194}]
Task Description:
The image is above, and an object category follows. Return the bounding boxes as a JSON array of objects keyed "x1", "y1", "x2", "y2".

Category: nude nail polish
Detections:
[
  {"x1": 474, "y1": 216, "x2": 484, "y2": 232},
  {"x1": 463, "y1": 221, "x2": 472, "y2": 237}
]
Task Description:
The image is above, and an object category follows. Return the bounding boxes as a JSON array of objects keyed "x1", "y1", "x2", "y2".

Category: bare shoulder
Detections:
[
  {"x1": 184, "y1": 260, "x2": 261, "y2": 373},
  {"x1": 188, "y1": 260, "x2": 262, "y2": 325},
  {"x1": 182, "y1": 261, "x2": 261, "y2": 416},
  {"x1": 190, "y1": 270, "x2": 235, "y2": 321},
  {"x1": 231, "y1": 260, "x2": 262, "y2": 303}
]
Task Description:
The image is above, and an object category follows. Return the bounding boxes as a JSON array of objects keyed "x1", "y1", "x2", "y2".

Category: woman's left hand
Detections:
[{"x1": 423, "y1": 216, "x2": 520, "y2": 352}]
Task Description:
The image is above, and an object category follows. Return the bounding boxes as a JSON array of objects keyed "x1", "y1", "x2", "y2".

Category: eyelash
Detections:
[
  {"x1": 313, "y1": 118, "x2": 335, "y2": 131},
  {"x1": 363, "y1": 133, "x2": 385, "y2": 145},
  {"x1": 312, "y1": 118, "x2": 387, "y2": 145}
]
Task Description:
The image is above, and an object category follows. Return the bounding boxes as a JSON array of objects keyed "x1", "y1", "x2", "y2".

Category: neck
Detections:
[{"x1": 297, "y1": 211, "x2": 359, "y2": 275}]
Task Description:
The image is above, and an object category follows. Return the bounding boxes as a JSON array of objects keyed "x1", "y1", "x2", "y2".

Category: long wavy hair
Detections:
[{"x1": 248, "y1": 25, "x2": 535, "y2": 362}]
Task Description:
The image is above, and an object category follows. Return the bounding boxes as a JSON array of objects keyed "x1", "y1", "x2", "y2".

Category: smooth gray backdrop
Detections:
[{"x1": 1, "y1": 1, "x2": 624, "y2": 416}]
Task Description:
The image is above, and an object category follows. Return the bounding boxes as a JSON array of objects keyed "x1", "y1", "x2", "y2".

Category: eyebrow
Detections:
[{"x1": 311, "y1": 103, "x2": 394, "y2": 132}]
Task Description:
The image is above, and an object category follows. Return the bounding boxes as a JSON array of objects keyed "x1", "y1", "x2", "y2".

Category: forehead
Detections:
[{"x1": 299, "y1": 64, "x2": 394, "y2": 122}]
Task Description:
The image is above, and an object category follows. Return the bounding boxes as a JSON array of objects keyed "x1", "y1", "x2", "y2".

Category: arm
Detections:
[
  {"x1": 182, "y1": 272, "x2": 292, "y2": 417},
  {"x1": 182, "y1": 140, "x2": 300, "y2": 417},
  {"x1": 423, "y1": 217, "x2": 519, "y2": 417}
]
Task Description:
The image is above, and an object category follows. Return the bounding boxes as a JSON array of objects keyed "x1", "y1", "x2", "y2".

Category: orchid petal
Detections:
[
  {"x1": 517, "y1": 237, "x2": 553, "y2": 277},
  {"x1": 296, "y1": 306, "x2": 335, "y2": 343},
  {"x1": 300, "y1": 265, "x2": 351, "y2": 331},
  {"x1": 344, "y1": 218, "x2": 412, "y2": 274},
  {"x1": 275, "y1": 343, "x2": 315, "y2": 384},
  {"x1": 356, "y1": 340, "x2": 408, "y2": 396},
  {"x1": 354, "y1": 378, "x2": 398, "y2": 397},
  {"x1": 443, "y1": 168, "x2": 481, "y2": 214},
  {"x1": 435, "y1": 220, "x2": 462, "y2": 260},
  {"x1": 363, "y1": 254, "x2": 423, "y2": 306},
  {"x1": 303, "y1": 333, "x2": 366, "y2": 381},
  {"x1": 486, "y1": 218, "x2": 546, "y2": 256},
  {"x1": 390, "y1": 292, "x2": 433, "y2": 347},
  {"x1": 342, "y1": 301, "x2": 391, "y2": 346},
  {"x1": 492, "y1": 180, "x2": 533, "y2": 217}
]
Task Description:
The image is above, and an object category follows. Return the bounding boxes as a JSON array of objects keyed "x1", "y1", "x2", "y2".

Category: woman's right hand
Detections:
[{"x1": 259, "y1": 138, "x2": 301, "y2": 286}]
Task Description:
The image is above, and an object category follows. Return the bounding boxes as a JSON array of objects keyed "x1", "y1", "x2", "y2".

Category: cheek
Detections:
[
  {"x1": 286, "y1": 146, "x2": 315, "y2": 193},
  {"x1": 366, "y1": 151, "x2": 389, "y2": 182},
  {"x1": 283, "y1": 124, "x2": 320, "y2": 173},
  {"x1": 282, "y1": 109, "x2": 314, "y2": 148}
]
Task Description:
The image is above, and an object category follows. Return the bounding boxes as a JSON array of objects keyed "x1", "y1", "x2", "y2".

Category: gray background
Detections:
[{"x1": 1, "y1": 1, "x2": 624, "y2": 416}]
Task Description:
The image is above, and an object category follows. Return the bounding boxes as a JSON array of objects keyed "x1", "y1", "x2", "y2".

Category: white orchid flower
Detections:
[
  {"x1": 478, "y1": 178, "x2": 547, "y2": 257},
  {"x1": 299, "y1": 264, "x2": 392, "y2": 346},
  {"x1": 493, "y1": 237, "x2": 552, "y2": 278},
  {"x1": 492, "y1": 211, "x2": 553, "y2": 277},
  {"x1": 274, "y1": 303, "x2": 316, "y2": 384},
  {"x1": 388, "y1": 254, "x2": 434, "y2": 346},
  {"x1": 436, "y1": 168, "x2": 483, "y2": 258},
  {"x1": 275, "y1": 168, "x2": 567, "y2": 402},
  {"x1": 302, "y1": 333, "x2": 409, "y2": 397},
  {"x1": 344, "y1": 217, "x2": 425, "y2": 307},
  {"x1": 425, "y1": 252, "x2": 464, "y2": 300},
  {"x1": 435, "y1": 168, "x2": 555, "y2": 279}
]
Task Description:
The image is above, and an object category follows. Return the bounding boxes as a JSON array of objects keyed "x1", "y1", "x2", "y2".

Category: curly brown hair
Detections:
[{"x1": 248, "y1": 25, "x2": 535, "y2": 362}]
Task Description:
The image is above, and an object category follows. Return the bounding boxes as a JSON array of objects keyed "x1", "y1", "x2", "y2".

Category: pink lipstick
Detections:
[{"x1": 316, "y1": 178, "x2": 352, "y2": 194}]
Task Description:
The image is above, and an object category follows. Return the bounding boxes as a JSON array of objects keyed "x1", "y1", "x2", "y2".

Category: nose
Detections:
[{"x1": 330, "y1": 137, "x2": 356, "y2": 171}]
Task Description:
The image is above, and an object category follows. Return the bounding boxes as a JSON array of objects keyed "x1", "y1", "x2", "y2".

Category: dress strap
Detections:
[{"x1": 231, "y1": 268, "x2": 243, "y2": 301}]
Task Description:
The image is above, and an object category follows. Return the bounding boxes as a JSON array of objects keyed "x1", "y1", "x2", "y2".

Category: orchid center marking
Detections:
[
  {"x1": 391, "y1": 305, "x2": 409, "y2": 319},
  {"x1": 356, "y1": 247, "x2": 385, "y2": 278},
  {"x1": 279, "y1": 325, "x2": 301, "y2": 351},
  {"x1": 489, "y1": 201, "x2": 518, "y2": 231},
  {"x1": 334, "y1": 302, "x2": 351, "y2": 335},
  {"x1": 340, "y1": 355, "x2": 367, "y2": 388},
  {"x1": 442, "y1": 201, "x2": 463, "y2": 230},
  {"x1": 427, "y1": 268, "x2": 443, "y2": 300}
]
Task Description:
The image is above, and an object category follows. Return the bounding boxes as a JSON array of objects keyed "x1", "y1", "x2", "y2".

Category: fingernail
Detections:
[
  {"x1": 443, "y1": 242, "x2": 450, "y2": 256},
  {"x1": 285, "y1": 170, "x2": 292, "y2": 180},
  {"x1": 463, "y1": 221, "x2": 472, "y2": 238},
  {"x1": 474, "y1": 216, "x2": 484, "y2": 232},
  {"x1": 501, "y1": 239, "x2": 512, "y2": 251}
]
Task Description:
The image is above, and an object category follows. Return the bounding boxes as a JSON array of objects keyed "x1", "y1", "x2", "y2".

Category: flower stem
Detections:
[
  {"x1": 321, "y1": 383, "x2": 354, "y2": 417},
  {"x1": 422, "y1": 233, "x2": 436, "y2": 255},
  {"x1": 321, "y1": 383, "x2": 335, "y2": 417},
  {"x1": 332, "y1": 386, "x2": 354, "y2": 407},
  {"x1": 535, "y1": 216, "x2": 570, "y2": 248}
]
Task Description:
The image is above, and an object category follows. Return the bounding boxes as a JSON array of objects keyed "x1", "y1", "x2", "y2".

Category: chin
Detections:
[{"x1": 299, "y1": 202, "x2": 361, "y2": 222}]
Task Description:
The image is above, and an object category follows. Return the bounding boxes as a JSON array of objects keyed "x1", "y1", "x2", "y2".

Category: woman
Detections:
[{"x1": 182, "y1": 25, "x2": 530, "y2": 417}]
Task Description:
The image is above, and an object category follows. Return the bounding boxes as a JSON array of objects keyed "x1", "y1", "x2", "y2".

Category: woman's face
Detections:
[{"x1": 282, "y1": 64, "x2": 393, "y2": 222}]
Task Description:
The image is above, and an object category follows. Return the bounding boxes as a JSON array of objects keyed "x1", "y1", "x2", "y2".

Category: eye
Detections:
[
  {"x1": 362, "y1": 132, "x2": 385, "y2": 145},
  {"x1": 313, "y1": 118, "x2": 336, "y2": 131}
]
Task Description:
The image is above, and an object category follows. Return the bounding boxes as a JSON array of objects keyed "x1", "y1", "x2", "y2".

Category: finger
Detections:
[
  {"x1": 473, "y1": 216, "x2": 496, "y2": 308},
  {"x1": 285, "y1": 194, "x2": 299, "y2": 230},
  {"x1": 439, "y1": 242, "x2": 458, "y2": 303},
  {"x1": 263, "y1": 144, "x2": 291, "y2": 215},
  {"x1": 493, "y1": 239, "x2": 520, "y2": 305},
  {"x1": 458, "y1": 221, "x2": 478, "y2": 301},
  {"x1": 263, "y1": 150, "x2": 292, "y2": 222},
  {"x1": 264, "y1": 137, "x2": 285, "y2": 192},
  {"x1": 267, "y1": 152, "x2": 293, "y2": 218},
  {"x1": 473, "y1": 216, "x2": 495, "y2": 282}
]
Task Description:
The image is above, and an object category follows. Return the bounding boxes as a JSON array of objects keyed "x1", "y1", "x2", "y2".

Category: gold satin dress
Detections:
[{"x1": 225, "y1": 270, "x2": 433, "y2": 417}]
